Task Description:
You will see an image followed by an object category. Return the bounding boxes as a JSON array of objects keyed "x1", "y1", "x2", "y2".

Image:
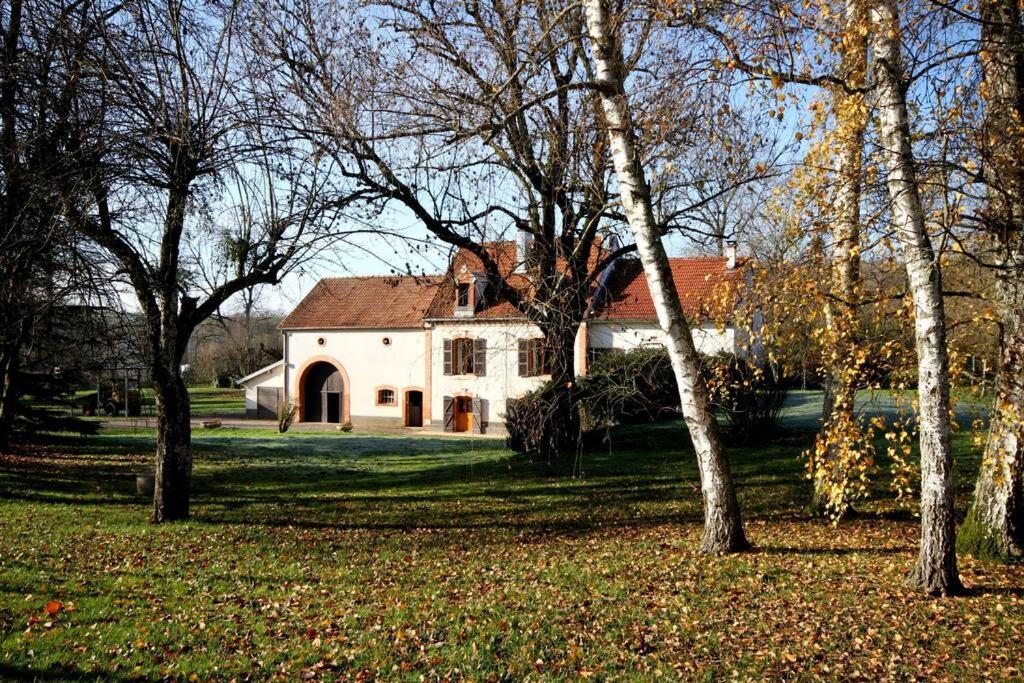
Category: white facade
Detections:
[
  {"x1": 587, "y1": 321, "x2": 737, "y2": 357},
  {"x1": 237, "y1": 252, "x2": 749, "y2": 432},
  {"x1": 238, "y1": 361, "x2": 285, "y2": 417},
  {"x1": 239, "y1": 319, "x2": 739, "y2": 431},
  {"x1": 428, "y1": 320, "x2": 550, "y2": 430},
  {"x1": 282, "y1": 327, "x2": 428, "y2": 425}
]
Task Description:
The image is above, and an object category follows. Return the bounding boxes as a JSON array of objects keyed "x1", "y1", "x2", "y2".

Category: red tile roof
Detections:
[
  {"x1": 595, "y1": 257, "x2": 744, "y2": 321},
  {"x1": 423, "y1": 275, "x2": 532, "y2": 320},
  {"x1": 282, "y1": 248, "x2": 743, "y2": 330},
  {"x1": 425, "y1": 241, "x2": 613, "y2": 320},
  {"x1": 279, "y1": 276, "x2": 440, "y2": 330}
]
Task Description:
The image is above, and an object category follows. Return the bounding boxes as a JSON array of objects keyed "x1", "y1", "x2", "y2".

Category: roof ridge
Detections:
[{"x1": 318, "y1": 274, "x2": 443, "y2": 281}]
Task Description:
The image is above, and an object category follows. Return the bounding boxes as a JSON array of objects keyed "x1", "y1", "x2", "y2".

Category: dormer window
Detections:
[{"x1": 454, "y1": 278, "x2": 475, "y2": 318}]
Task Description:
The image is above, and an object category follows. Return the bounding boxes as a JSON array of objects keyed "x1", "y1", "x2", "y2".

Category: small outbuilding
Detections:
[{"x1": 236, "y1": 360, "x2": 285, "y2": 419}]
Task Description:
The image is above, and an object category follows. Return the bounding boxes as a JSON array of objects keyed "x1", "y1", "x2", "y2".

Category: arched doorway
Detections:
[{"x1": 303, "y1": 361, "x2": 343, "y2": 423}]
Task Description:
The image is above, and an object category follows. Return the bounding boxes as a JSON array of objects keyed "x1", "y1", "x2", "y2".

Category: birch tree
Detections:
[
  {"x1": 958, "y1": 0, "x2": 1024, "y2": 561},
  {"x1": 583, "y1": 0, "x2": 748, "y2": 554},
  {"x1": 686, "y1": 0, "x2": 876, "y2": 517},
  {"x1": 804, "y1": 0, "x2": 871, "y2": 517},
  {"x1": 868, "y1": 0, "x2": 962, "y2": 594}
]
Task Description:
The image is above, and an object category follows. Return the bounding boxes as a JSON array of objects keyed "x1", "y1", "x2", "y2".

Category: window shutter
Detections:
[
  {"x1": 474, "y1": 276, "x2": 487, "y2": 311},
  {"x1": 472, "y1": 397, "x2": 485, "y2": 434},
  {"x1": 443, "y1": 396, "x2": 455, "y2": 432},
  {"x1": 474, "y1": 338, "x2": 486, "y2": 376},
  {"x1": 443, "y1": 339, "x2": 453, "y2": 375},
  {"x1": 518, "y1": 339, "x2": 529, "y2": 377}
]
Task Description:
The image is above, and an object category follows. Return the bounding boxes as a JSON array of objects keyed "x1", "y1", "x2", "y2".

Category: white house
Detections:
[{"x1": 239, "y1": 239, "x2": 749, "y2": 433}]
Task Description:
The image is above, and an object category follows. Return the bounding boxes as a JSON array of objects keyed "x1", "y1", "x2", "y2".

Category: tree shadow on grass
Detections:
[
  {"x1": 1, "y1": 427, "x2": 815, "y2": 534},
  {"x1": 961, "y1": 585, "x2": 1024, "y2": 598},
  {"x1": 0, "y1": 664, "x2": 142, "y2": 682},
  {"x1": 754, "y1": 545, "x2": 911, "y2": 556},
  {"x1": 196, "y1": 509, "x2": 703, "y2": 541}
]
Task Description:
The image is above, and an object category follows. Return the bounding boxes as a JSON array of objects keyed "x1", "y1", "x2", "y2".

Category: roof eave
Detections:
[{"x1": 235, "y1": 359, "x2": 284, "y2": 385}]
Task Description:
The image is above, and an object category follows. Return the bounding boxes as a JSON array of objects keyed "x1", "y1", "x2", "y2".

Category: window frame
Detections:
[
  {"x1": 453, "y1": 337, "x2": 475, "y2": 375},
  {"x1": 375, "y1": 387, "x2": 397, "y2": 406},
  {"x1": 520, "y1": 337, "x2": 551, "y2": 377},
  {"x1": 456, "y1": 282, "x2": 471, "y2": 308}
]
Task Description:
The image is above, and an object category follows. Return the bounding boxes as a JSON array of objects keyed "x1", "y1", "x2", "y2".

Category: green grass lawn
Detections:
[
  {"x1": 1, "y1": 423, "x2": 1022, "y2": 681},
  {"x1": 25, "y1": 386, "x2": 246, "y2": 420},
  {"x1": 186, "y1": 386, "x2": 245, "y2": 416}
]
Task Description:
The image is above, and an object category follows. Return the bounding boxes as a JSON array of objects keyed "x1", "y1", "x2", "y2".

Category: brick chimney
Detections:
[{"x1": 515, "y1": 229, "x2": 533, "y2": 274}]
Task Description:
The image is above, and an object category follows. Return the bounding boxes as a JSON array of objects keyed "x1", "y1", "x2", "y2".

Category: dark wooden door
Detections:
[
  {"x1": 304, "y1": 362, "x2": 342, "y2": 423},
  {"x1": 325, "y1": 392, "x2": 341, "y2": 423},
  {"x1": 406, "y1": 391, "x2": 423, "y2": 427}
]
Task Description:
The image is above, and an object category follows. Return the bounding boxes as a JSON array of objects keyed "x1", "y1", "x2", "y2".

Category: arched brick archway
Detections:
[{"x1": 294, "y1": 355, "x2": 351, "y2": 423}]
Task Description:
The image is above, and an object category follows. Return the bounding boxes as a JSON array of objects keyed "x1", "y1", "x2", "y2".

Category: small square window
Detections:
[{"x1": 377, "y1": 388, "x2": 396, "y2": 406}]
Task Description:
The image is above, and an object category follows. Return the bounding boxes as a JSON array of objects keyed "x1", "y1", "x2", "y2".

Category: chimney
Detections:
[
  {"x1": 725, "y1": 240, "x2": 737, "y2": 269},
  {"x1": 515, "y1": 229, "x2": 533, "y2": 273}
]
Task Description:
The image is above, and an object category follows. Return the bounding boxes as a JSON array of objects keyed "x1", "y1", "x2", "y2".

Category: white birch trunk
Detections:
[
  {"x1": 960, "y1": 0, "x2": 1024, "y2": 561},
  {"x1": 583, "y1": 0, "x2": 748, "y2": 554},
  {"x1": 869, "y1": 0, "x2": 962, "y2": 594}
]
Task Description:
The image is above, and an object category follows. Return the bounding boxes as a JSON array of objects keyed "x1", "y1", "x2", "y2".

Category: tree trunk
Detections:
[
  {"x1": 541, "y1": 321, "x2": 584, "y2": 457},
  {"x1": 151, "y1": 355, "x2": 193, "y2": 523},
  {"x1": 809, "y1": 0, "x2": 868, "y2": 517},
  {"x1": 869, "y1": 0, "x2": 962, "y2": 595},
  {"x1": 959, "y1": 0, "x2": 1024, "y2": 561},
  {"x1": 960, "y1": 267, "x2": 1024, "y2": 560},
  {"x1": 0, "y1": 317, "x2": 30, "y2": 447},
  {"x1": 584, "y1": 0, "x2": 748, "y2": 554}
]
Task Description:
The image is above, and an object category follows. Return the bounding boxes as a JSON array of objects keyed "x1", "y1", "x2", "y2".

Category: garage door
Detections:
[{"x1": 256, "y1": 387, "x2": 282, "y2": 419}]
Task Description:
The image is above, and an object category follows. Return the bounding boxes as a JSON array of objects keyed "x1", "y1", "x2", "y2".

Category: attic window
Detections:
[
  {"x1": 456, "y1": 283, "x2": 471, "y2": 308},
  {"x1": 317, "y1": 337, "x2": 326, "y2": 346}
]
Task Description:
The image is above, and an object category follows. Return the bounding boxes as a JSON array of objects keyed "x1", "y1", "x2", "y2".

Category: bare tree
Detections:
[
  {"x1": 251, "y1": 0, "x2": 769, "y2": 454},
  {"x1": 69, "y1": 0, "x2": 343, "y2": 522},
  {"x1": 251, "y1": 0, "x2": 624, "y2": 450},
  {"x1": 0, "y1": 0, "x2": 113, "y2": 444}
]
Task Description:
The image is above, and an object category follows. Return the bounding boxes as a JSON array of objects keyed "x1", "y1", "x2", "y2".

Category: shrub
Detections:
[
  {"x1": 703, "y1": 353, "x2": 789, "y2": 437},
  {"x1": 277, "y1": 401, "x2": 297, "y2": 433},
  {"x1": 575, "y1": 347, "x2": 679, "y2": 429},
  {"x1": 504, "y1": 380, "x2": 580, "y2": 456},
  {"x1": 576, "y1": 348, "x2": 789, "y2": 437}
]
